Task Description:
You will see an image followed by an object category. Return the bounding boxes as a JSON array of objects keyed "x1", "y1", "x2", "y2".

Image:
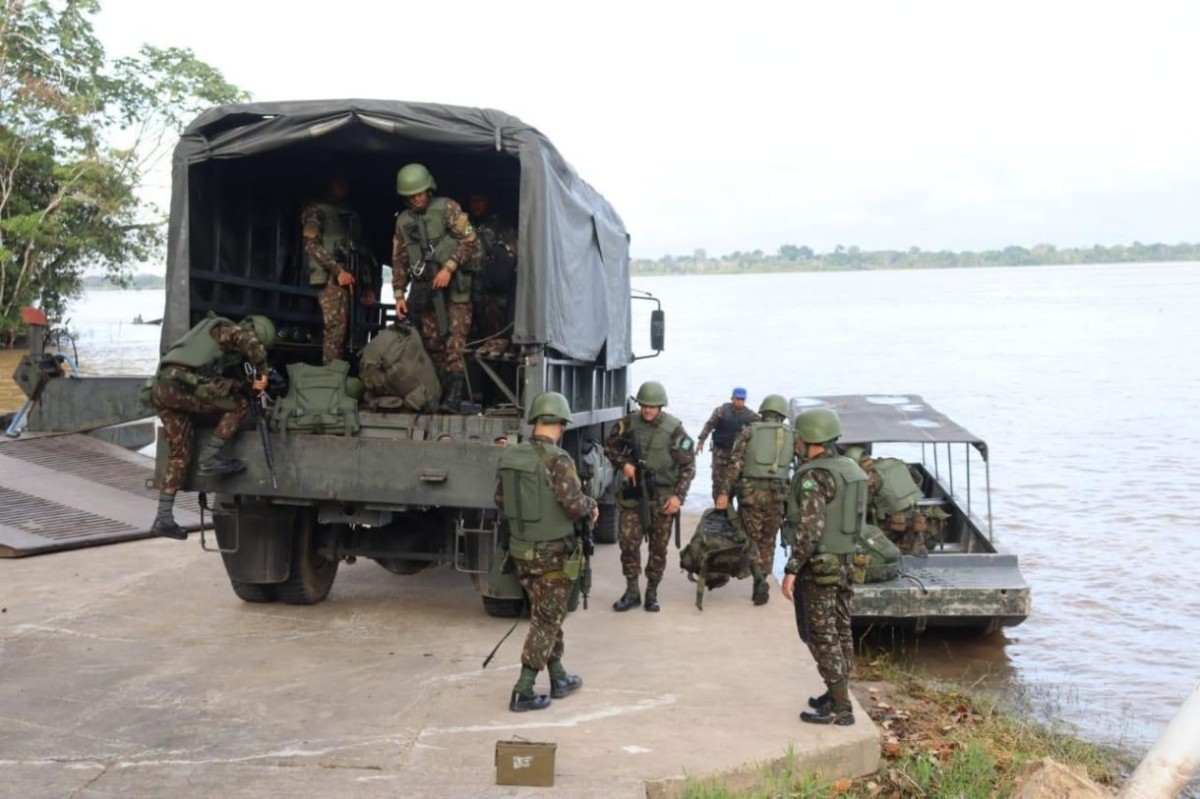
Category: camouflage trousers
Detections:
[
  {"x1": 880, "y1": 507, "x2": 946, "y2": 555},
  {"x1": 736, "y1": 490, "x2": 785, "y2": 576},
  {"x1": 617, "y1": 504, "x2": 675, "y2": 584},
  {"x1": 420, "y1": 299, "x2": 471, "y2": 375},
  {"x1": 512, "y1": 543, "x2": 575, "y2": 671},
  {"x1": 793, "y1": 569, "x2": 854, "y2": 686},
  {"x1": 319, "y1": 281, "x2": 350, "y2": 366},
  {"x1": 150, "y1": 367, "x2": 248, "y2": 493},
  {"x1": 710, "y1": 447, "x2": 732, "y2": 501}
]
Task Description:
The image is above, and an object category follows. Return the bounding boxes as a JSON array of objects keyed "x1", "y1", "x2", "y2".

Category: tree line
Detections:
[
  {"x1": 0, "y1": 0, "x2": 244, "y2": 343},
  {"x1": 632, "y1": 241, "x2": 1200, "y2": 275}
]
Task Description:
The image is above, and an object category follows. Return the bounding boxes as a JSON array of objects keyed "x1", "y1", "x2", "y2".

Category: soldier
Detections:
[
  {"x1": 466, "y1": 191, "x2": 518, "y2": 341},
  {"x1": 604, "y1": 380, "x2": 696, "y2": 613},
  {"x1": 696, "y1": 388, "x2": 760, "y2": 501},
  {"x1": 301, "y1": 176, "x2": 376, "y2": 365},
  {"x1": 843, "y1": 444, "x2": 931, "y2": 555},
  {"x1": 780, "y1": 407, "x2": 867, "y2": 726},
  {"x1": 495, "y1": 392, "x2": 599, "y2": 712},
  {"x1": 148, "y1": 314, "x2": 275, "y2": 540},
  {"x1": 715, "y1": 393, "x2": 793, "y2": 606},
  {"x1": 391, "y1": 163, "x2": 478, "y2": 412}
]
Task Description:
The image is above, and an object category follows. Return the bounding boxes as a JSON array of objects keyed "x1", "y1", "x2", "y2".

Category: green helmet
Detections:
[
  {"x1": 842, "y1": 444, "x2": 865, "y2": 462},
  {"x1": 241, "y1": 315, "x2": 276, "y2": 349},
  {"x1": 759, "y1": 393, "x2": 789, "y2": 419},
  {"x1": 396, "y1": 163, "x2": 435, "y2": 196},
  {"x1": 793, "y1": 407, "x2": 842, "y2": 445},
  {"x1": 527, "y1": 391, "x2": 572, "y2": 424},
  {"x1": 344, "y1": 377, "x2": 364, "y2": 401},
  {"x1": 635, "y1": 380, "x2": 668, "y2": 407}
]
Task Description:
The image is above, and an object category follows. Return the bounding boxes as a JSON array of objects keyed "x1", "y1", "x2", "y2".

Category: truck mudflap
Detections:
[{"x1": 210, "y1": 498, "x2": 295, "y2": 584}]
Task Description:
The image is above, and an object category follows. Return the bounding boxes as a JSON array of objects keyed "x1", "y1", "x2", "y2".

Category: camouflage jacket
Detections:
[
  {"x1": 717, "y1": 424, "x2": 789, "y2": 500},
  {"x1": 391, "y1": 198, "x2": 477, "y2": 295},
  {"x1": 782, "y1": 464, "x2": 838, "y2": 575},
  {"x1": 493, "y1": 435, "x2": 597, "y2": 523},
  {"x1": 603, "y1": 413, "x2": 696, "y2": 502},
  {"x1": 698, "y1": 403, "x2": 760, "y2": 450}
]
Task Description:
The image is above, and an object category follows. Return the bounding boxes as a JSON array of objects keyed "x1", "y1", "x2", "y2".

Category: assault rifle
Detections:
[
  {"x1": 622, "y1": 433, "x2": 657, "y2": 542},
  {"x1": 243, "y1": 362, "x2": 278, "y2": 490},
  {"x1": 574, "y1": 516, "x2": 595, "y2": 610}
]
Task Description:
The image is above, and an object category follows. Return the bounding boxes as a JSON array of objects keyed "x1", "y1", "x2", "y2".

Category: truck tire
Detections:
[
  {"x1": 594, "y1": 502, "x2": 618, "y2": 544},
  {"x1": 277, "y1": 509, "x2": 338, "y2": 605},
  {"x1": 229, "y1": 579, "x2": 278, "y2": 603},
  {"x1": 482, "y1": 596, "x2": 526, "y2": 618}
]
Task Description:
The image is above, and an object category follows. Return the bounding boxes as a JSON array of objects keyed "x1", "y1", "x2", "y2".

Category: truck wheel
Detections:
[
  {"x1": 593, "y1": 502, "x2": 618, "y2": 544},
  {"x1": 482, "y1": 596, "x2": 526, "y2": 618},
  {"x1": 229, "y1": 579, "x2": 278, "y2": 603},
  {"x1": 277, "y1": 509, "x2": 338, "y2": 605}
]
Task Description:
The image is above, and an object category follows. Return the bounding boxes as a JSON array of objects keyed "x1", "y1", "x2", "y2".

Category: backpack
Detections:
[
  {"x1": 270, "y1": 359, "x2": 360, "y2": 435},
  {"x1": 358, "y1": 324, "x2": 441, "y2": 413},
  {"x1": 679, "y1": 508, "x2": 757, "y2": 609},
  {"x1": 483, "y1": 238, "x2": 517, "y2": 292},
  {"x1": 851, "y1": 523, "x2": 901, "y2": 584}
]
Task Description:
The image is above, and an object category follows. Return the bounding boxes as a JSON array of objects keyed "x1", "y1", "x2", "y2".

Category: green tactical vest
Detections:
[
  {"x1": 622, "y1": 413, "x2": 683, "y2": 498},
  {"x1": 742, "y1": 421, "x2": 792, "y2": 481},
  {"x1": 791, "y1": 455, "x2": 868, "y2": 556},
  {"x1": 398, "y1": 197, "x2": 459, "y2": 283},
  {"x1": 870, "y1": 457, "x2": 923, "y2": 516},
  {"x1": 159, "y1": 317, "x2": 241, "y2": 379},
  {"x1": 307, "y1": 203, "x2": 351, "y2": 286},
  {"x1": 499, "y1": 441, "x2": 576, "y2": 544}
]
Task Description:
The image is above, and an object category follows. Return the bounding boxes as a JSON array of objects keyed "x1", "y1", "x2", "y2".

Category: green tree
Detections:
[{"x1": 0, "y1": 0, "x2": 246, "y2": 341}]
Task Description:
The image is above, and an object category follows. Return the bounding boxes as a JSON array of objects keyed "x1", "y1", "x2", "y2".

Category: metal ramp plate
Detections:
[{"x1": 0, "y1": 433, "x2": 200, "y2": 557}]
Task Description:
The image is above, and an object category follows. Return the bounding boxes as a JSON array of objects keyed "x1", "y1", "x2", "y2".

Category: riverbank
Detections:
[{"x1": 682, "y1": 656, "x2": 1132, "y2": 798}]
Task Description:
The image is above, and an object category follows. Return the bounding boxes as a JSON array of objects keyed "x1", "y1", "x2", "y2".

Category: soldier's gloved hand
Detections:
[
  {"x1": 361, "y1": 289, "x2": 376, "y2": 307},
  {"x1": 714, "y1": 493, "x2": 729, "y2": 511},
  {"x1": 663, "y1": 495, "x2": 682, "y2": 516},
  {"x1": 337, "y1": 269, "x2": 355, "y2": 288},
  {"x1": 432, "y1": 266, "x2": 453, "y2": 290},
  {"x1": 253, "y1": 374, "x2": 268, "y2": 392},
  {"x1": 622, "y1": 463, "x2": 637, "y2": 485}
]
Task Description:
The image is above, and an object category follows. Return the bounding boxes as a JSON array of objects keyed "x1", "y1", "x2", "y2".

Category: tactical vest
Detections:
[
  {"x1": 712, "y1": 404, "x2": 755, "y2": 450},
  {"x1": 159, "y1": 317, "x2": 241, "y2": 379},
  {"x1": 398, "y1": 197, "x2": 459, "y2": 283},
  {"x1": 499, "y1": 441, "x2": 576, "y2": 544},
  {"x1": 623, "y1": 412, "x2": 683, "y2": 497},
  {"x1": 741, "y1": 421, "x2": 792, "y2": 481},
  {"x1": 867, "y1": 457, "x2": 923, "y2": 516},
  {"x1": 306, "y1": 203, "x2": 352, "y2": 286},
  {"x1": 791, "y1": 455, "x2": 868, "y2": 555}
]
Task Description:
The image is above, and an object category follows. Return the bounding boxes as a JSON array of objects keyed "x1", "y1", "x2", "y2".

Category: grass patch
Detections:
[{"x1": 681, "y1": 655, "x2": 1134, "y2": 798}]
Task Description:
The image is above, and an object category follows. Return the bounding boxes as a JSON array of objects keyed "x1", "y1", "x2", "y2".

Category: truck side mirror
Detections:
[{"x1": 650, "y1": 309, "x2": 665, "y2": 352}]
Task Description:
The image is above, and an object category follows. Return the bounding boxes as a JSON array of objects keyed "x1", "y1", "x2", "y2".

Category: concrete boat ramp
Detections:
[{"x1": 0, "y1": 436, "x2": 879, "y2": 798}]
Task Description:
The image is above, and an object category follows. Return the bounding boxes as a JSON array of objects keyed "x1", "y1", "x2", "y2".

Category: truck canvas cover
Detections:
[{"x1": 163, "y1": 99, "x2": 632, "y2": 368}]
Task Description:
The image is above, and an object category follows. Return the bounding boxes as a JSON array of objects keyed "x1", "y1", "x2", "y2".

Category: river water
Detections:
[{"x1": 4, "y1": 263, "x2": 1198, "y2": 760}]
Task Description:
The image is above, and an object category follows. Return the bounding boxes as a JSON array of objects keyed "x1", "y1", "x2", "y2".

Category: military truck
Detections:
[{"x1": 153, "y1": 100, "x2": 662, "y2": 613}]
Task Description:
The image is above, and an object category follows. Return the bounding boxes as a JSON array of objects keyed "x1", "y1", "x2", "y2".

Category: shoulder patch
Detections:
[
  {"x1": 800, "y1": 478, "x2": 818, "y2": 492},
  {"x1": 677, "y1": 434, "x2": 695, "y2": 453}
]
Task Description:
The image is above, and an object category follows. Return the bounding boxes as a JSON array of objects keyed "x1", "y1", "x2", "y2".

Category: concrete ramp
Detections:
[{"x1": 0, "y1": 433, "x2": 200, "y2": 557}]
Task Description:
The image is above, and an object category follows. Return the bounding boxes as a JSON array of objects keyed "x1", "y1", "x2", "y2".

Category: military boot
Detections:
[
  {"x1": 800, "y1": 679, "x2": 854, "y2": 726},
  {"x1": 643, "y1": 581, "x2": 660, "y2": 612},
  {"x1": 509, "y1": 666, "x2": 551, "y2": 713},
  {"x1": 752, "y1": 578, "x2": 770, "y2": 606},
  {"x1": 808, "y1": 691, "x2": 832, "y2": 711},
  {"x1": 439, "y1": 374, "x2": 466, "y2": 414},
  {"x1": 195, "y1": 433, "x2": 244, "y2": 476},
  {"x1": 548, "y1": 660, "x2": 583, "y2": 698},
  {"x1": 612, "y1": 576, "x2": 640, "y2": 612},
  {"x1": 151, "y1": 493, "x2": 187, "y2": 540}
]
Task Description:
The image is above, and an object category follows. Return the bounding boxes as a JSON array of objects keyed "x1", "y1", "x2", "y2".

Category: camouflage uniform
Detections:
[
  {"x1": 603, "y1": 413, "x2": 696, "y2": 586},
  {"x1": 856, "y1": 455, "x2": 937, "y2": 555},
  {"x1": 302, "y1": 202, "x2": 374, "y2": 365},
  {"x1": 719, "y1": 424, "x2": 788, "y2": 576},
  {"x1": 150, "y1": 322, "x2": 268, "y2": 493},
  {"x1": 391, "y1": 199, "x2": 477, "y2": 376},
  {"x1": 698, "y1": 403, "x2": 760, "y2": 501},
  {"x1": 494, "y1": 436, "x2": 597, "y2": 672},
  {"x1": 784, "y1": 458, "x2": 854, "y2": 692}
]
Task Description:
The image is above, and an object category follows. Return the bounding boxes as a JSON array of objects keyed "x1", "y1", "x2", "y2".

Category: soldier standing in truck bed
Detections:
[
  {"x1": 301, "y1": 176, "x2": 376, "y2": 365},
  {"x1": 696, "y1": 387, "x2": 760, "y2": 501},
  {"x1": 391, "y1": 163, "x2": 478, "y2": 413}
]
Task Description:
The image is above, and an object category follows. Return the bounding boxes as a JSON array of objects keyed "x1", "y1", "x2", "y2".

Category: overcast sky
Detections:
[{"x1": 93, "y1": 0, "x2": 1200, "y2": 260}]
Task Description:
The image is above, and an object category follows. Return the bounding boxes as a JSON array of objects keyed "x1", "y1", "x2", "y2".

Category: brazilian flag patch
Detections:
[
  {"x1": 678, "y1": 434, "x2": 695, "y2": 453},
  {"x1": 800, "y1": 478, "x2": 818, "y2": 492}
]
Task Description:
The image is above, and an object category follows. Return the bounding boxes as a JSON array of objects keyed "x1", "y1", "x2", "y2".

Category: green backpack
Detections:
[
  {"x1": 270, "y1": 359, "x2": 360, "y2": 435},
  {"x1": 679, "y1": 508, "x2": 757, "y2": 609},
  {"x1": 852, "y1": 523, "x2": 902, "y2": 584},
  {"x1": 359, "y1": 324, "x2": 441, "y2": 413}
]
